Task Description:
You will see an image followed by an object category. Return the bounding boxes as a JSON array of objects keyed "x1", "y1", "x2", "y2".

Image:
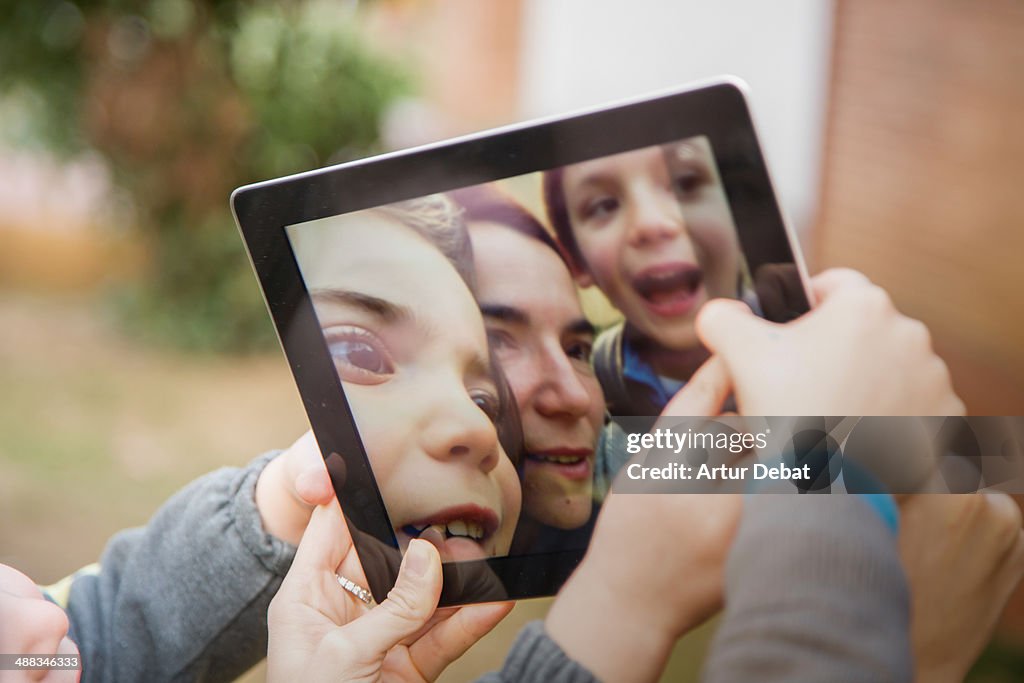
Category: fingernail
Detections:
[{"x1": 404, "y1": 539, "x2": 431, "y2": 578}]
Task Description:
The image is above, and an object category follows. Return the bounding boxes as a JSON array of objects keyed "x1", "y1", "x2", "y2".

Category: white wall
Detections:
[{"x1": 518, "y1": 0, "x2": 834, "y2": 235}]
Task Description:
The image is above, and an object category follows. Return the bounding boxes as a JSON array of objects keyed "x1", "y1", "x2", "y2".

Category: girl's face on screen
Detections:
[
  {"x1": 292, "y1": 212, "x2": 522, "y2": 561},
  {"x1": 562, "y1": 139, "x2": 740, "y2": 352}
]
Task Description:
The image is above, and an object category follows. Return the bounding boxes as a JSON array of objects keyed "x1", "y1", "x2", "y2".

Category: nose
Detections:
[
  {"x1": 420, "y1": 384, "x2": 501, "y2": 473},
  {"x1": 533, "y1": 344, "x2": 593, "y2": 420},
  {"x1": 626, "y1": 183, "x2": 686, "y2": 249}
]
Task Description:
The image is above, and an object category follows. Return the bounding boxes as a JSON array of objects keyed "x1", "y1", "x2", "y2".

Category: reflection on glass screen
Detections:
[{"x1": 286, "y1": 136, "x2": 775, "y2": 561}]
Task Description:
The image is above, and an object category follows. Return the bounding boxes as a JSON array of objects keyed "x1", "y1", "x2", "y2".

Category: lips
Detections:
[
  {"x1": 631, "y1": 262, "x2": 704, "y2": 317},
  {"x1": 526, "y1": 448, "x2": 594, "y2": 481},
  {"x1": 398, "y1": 503, "x2": 500, "y2": 560}
]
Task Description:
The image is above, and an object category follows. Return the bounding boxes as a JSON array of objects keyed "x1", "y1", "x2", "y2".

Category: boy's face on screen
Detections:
[
  {"x1": 561, "y1": 139, "x2": 740, "y2": 352},
  {"x1": 470, "y1": 222, "x2": 604, "y2": 530},
  {"x1": 292, "y1": 213, "x2": 521, "y2": 560}
]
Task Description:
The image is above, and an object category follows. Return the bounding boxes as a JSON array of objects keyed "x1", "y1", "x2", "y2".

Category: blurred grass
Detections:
[
  {"x1": 0, "y1": 290, "x2": 301, "y2": 683},
  {"x1": 0, "y1": 292, "x2": 310, "y2": 584}
]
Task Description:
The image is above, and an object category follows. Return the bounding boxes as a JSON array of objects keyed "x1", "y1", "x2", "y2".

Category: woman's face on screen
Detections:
[{"x1": 470, "y1": 221, "x2": 605, "y2": 531}]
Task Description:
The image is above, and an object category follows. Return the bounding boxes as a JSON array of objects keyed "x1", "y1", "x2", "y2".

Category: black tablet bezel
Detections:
[{"x1": 231, "y1": 78, "x2": 808, "y2": 605}]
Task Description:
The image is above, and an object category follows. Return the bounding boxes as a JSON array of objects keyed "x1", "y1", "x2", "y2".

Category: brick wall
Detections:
[{"x1": 816, "y1": 0, "x2": 1024, "y2": 415}]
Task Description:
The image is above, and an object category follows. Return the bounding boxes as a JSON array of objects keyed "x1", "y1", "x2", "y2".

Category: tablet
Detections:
[{"x1": 232, "y1": 77, "x2": 812, "y2": 606}]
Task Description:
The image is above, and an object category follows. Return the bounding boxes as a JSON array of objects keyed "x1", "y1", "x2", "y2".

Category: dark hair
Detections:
[
  {"x1": 490, "y1": 347, "x2": 523, "y2": 468},
  {"x1": 541, "y1": 168, "x2": 584, "y2": 274},
  {"x1": 448, "y1": 184, "x2": 571, "y2": 269}
]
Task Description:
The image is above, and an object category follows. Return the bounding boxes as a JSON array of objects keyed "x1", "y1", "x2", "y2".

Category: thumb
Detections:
[
  {"x1": 295, "y1": 466, "x2": 334, "y2": 508},
  {"x1": 343, "y1": 539, "x2": 442, "y2": 655},
  {"x1": 287, "y1": 431, "x2": 335, "y2": 507},
  {"x1": 661, "y1": 355, "x2": 731, "y2": 417},
  {"x1": 287, "y1": 499, "x2": 352, "y2": 585},
  {"x1": 696, "y1": 299, "x2": 776, "y2": 361},
  {"x1": 809, "y1": 268, "x2": 872, "y2": 303}
]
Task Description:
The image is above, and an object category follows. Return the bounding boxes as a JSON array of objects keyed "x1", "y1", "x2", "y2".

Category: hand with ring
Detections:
[{"x1": 266, "y1": 497, "x2": 512, "y2": 683}]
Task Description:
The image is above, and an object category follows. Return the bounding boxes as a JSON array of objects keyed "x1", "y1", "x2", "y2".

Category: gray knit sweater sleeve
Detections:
[
  {"x1": 701, "y1": 496, "x2": 912, "y2": 682},
  {"x1": 475, "y1": 621, "x2": 599, "y2": 683},
  {"x1": 65, "y1": 451, "x2": 295, "y2": 683},
  {"x1": 479, "y1": 496, "x2": 910, "y2": 683}
]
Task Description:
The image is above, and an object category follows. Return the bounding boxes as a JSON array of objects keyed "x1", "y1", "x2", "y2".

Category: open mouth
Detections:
[
  {"x1": 632, "y1": 262, "x2": 704, "y2": 317},
  {"x1": 402, "y1": 520, "x2": 487, "y2": 541},
  {"x1": 526, "y1": 449, "x2": 593, "y2": 481},
  {"x1": 400, "y1": 504, "x2": 499, "y2": 545}
]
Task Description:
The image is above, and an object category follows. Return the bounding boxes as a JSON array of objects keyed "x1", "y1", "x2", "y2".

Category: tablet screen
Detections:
[
  {"x1": 283, "y1": 134, "x2": 802, "y2": 567},
  {"x1": 236, "y1": 79, "x2": 812, "y2": 603}
]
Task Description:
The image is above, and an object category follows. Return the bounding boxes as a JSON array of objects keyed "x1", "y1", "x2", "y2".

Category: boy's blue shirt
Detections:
[{"x1": 621, "y1": 334, "x2": 681, "y2": 410}]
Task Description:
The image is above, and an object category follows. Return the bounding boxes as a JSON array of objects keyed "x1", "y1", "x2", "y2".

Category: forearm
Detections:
[
  {"x1": 541, "y1": 492, "x2": 736, "y2": 683},
  {"x1": 545, "y1": 566, "x2": 676, "y2": 683},
  {"x1": 66, "y1": 451, "x2": 296, "y2": 683}
]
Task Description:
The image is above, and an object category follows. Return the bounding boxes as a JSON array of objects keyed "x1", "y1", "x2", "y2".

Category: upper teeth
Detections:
[
  {"x1": 539, "y1": 454, "x2": 582, "y2": 464},
  {"x1": 411, "y1": 520, "x2": 485, "y2": 540}
]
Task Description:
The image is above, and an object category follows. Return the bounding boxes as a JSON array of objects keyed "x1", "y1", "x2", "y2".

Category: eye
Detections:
[
  {"x1": 486, "y1": 328, "x2": 517, "y2": 353},
  {"x1": 565, "y1": 339, "x2": 593, "y2": 363},
  {"x1": 672, "y1": 168, "x2": 709, "y2": 198},
  {"x1": 470, "y1": 388, "x2": 501, "y2": 423},
  {"x1": 581, "y1": 196, "x2": 619, "y2": 221},
  {"x1": 324, "y1": 326, "x2": 394, "y2": 382}
]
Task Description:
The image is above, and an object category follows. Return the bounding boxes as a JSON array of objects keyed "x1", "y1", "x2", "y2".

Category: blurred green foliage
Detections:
[{"x1": 0, "y1": 0, "x2": 411, "y2": 352}]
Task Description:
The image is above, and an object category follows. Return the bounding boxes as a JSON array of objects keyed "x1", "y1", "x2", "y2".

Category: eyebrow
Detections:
[
  {"x1": 481, "y1": 302, "x2": 596, "y2": 338},
  {"x1": 480, "y1": 303, "x2": 529, "y2": 327},
  {"x1": 566, "y1": 318, "x2": 597, "y2": 338},
  {"x1": 311, "y1": 288, "x2": 414, "y2": 324},
  {"x1": 571, "y1": 172, "x2": 613, "y2": 194}
]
